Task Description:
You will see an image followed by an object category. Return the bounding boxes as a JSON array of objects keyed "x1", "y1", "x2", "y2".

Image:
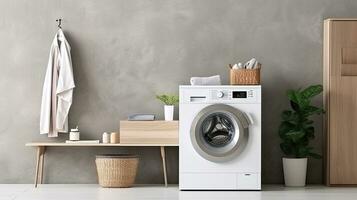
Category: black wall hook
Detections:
[{"x1": 56, "y1": 18, "x2": 62, "y2": 29}]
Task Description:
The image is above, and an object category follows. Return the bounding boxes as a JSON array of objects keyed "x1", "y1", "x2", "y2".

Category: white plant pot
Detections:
[
  {"x1": 164, "y1": 105, "x2": 174, "y2": 121},
  {"x1": 283, "y1": 158, "x2": 307, "y2": 187}
]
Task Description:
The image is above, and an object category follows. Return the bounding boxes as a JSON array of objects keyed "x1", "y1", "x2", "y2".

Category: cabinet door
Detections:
[{"x1": 328, "y1": 20, "x2": 357, "y2": 184}]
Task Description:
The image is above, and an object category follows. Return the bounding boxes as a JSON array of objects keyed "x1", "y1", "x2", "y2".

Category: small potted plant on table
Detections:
[
  {"x1": 278, "y1": 84, "x2": 324, "y2": 187},
  {"x1": 156, "y1": 94, "x2": 179, "y2": 121}
]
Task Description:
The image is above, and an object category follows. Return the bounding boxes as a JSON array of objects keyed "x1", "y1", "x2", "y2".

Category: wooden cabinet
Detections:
[
  {"x1": 119, "y1": 120, "x2": 178, "y2": 144},
  {"x1": 324, "y1": 19, "x2": 357, "y2": 185}
]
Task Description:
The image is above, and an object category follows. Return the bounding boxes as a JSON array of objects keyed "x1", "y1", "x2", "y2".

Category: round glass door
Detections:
[
  {"x1": 190, "y1": 104, "x2": 250, "y2": 162},
  {"x1": 201, "y1": 113, "x2": 235, "y2": 147}
]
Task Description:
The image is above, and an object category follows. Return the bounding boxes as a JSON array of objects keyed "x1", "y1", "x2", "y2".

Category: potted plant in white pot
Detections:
[
  {"x1": 156, "y1": 94, "x2": 179, "y2": 121},
  {"x1": 278, "y1": 84, "x2": 324, "y2": 187}
]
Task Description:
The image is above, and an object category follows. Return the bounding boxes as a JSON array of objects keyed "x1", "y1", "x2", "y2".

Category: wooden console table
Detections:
[{"x1": 26, "y1": 142, "x2": 178, "y2": 187}]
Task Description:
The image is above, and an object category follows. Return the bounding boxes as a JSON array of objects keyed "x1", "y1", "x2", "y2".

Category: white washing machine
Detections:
[{"x1": 179, "y1": 85, "x2": 261, "y2": 190}]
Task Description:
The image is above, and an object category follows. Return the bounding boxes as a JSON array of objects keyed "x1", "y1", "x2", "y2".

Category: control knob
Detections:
[{"x1": 217, "y1": 91, "x2": 224, "y2": 98}]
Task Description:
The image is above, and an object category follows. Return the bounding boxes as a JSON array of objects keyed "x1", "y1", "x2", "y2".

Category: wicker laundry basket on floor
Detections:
[{"x1": 95, "y1": 154, "x2": 139, "y2": 188}]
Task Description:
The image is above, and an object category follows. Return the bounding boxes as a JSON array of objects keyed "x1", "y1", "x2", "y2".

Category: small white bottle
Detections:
[{"x1": 102, "y1": 132, "x2": 110, "y2": 144}]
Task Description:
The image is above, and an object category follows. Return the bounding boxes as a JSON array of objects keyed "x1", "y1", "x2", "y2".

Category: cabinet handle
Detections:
[
  {"x1": 341, "y1": 47, "x2": 357, "y2": 76},
  {"x1": 341, "y1": 64, "x2": 357, "y2": 76}
]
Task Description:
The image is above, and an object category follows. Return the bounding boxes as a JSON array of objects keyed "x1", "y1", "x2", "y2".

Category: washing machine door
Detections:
[{"x1": 190, "y1": 104, "x2": 251, "y2": 162}]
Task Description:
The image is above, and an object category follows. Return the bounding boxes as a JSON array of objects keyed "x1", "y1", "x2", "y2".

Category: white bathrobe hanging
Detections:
[{"x1": 40, "y1": 29, "x2": 75, "y2": 137}]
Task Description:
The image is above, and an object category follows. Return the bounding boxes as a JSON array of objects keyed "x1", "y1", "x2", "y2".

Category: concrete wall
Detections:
[{"x1": 1, "y1": 0, "x2": 357, "y2": 184}]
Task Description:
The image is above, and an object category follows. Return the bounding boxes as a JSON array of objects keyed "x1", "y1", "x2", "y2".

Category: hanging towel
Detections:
[
  {"x1": 190, "y1": 75, "x2": 221, "y2": 85},
  {"x1": 40, "y1": 29, "x2": 75, "y2": 137}
]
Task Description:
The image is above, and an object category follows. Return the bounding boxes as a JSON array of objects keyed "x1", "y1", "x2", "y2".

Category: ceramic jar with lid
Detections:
[{"x1": 69, "y1": 126, "x2": 80, "y2": 141}]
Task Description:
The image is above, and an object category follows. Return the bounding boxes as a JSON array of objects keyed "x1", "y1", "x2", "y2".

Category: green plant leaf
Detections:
[
  {"x1": 286, "y1": 130, "x2": 305, "y2": 142},
  {"x1": 304, "y1": 106, "x2": 324, "y2": 116},
  {"x1": 296, "y1": 146, "x2": 310, "y2": 158},
  {"x1": 156, "y1": 94, "x2": 179, "y2": 105},
  {"x1": 309, "y1": 152, "x2": 322, "y2": 159},
  {"x1": 281, "y1": 110, "x2": 300, "y2": 124},
  {"x1": 281, "y1": 110, "x2": 292, "y2": 120},
  {"x1": 288, "y1": 91, "x2": 308, "y2": 111},
  {"x1": 287, "y1": 90, "x2": 299, "y2": 104},
  {"x1": 290, "y1": 101, "x2": 300, "y2": 112},
  {"x1": 278, "y1": 121, "x2": 295, "y2": 139},
  {"x1": 302, "y1": 85, "x2": 323, "y2": 99},
  {"x1": 280, "y1": 142, "x2": 293, "y2": 155}
]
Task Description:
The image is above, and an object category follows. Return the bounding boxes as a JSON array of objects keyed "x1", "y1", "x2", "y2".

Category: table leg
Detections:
[
  {"x1": 34, "y1": 147, "x2": 41, "y2": 188},
  {"x1": 34, "y1": 146, "x2": 45, "y2": 187},
  {"x1": 38, "y1": 147, "x2": 46, "y2": 184},
  {"x1": 160, "y1": 146, "x2": 168, "y2": 187}
]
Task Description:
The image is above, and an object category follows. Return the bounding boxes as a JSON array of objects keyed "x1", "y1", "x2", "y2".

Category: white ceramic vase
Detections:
[
  {"x1": 283, "y1": 158, "x2": 307, "y2": 187},
  {"x1": 164, "y1": 105, "x2": 174, "y2": 121}
]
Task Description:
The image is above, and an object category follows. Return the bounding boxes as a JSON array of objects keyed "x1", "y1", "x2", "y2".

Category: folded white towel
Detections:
[
  {"x1": 245, "y1": 58, "x2": 257, "y2": 69},
  {"x1": 190, "y1": 75, "x2": 221, "y2": 85}
]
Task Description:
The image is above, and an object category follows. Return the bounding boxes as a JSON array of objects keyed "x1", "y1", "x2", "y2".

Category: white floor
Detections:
[{"x1": 1, "y1": 184, "x2": 357, "y2": 200}]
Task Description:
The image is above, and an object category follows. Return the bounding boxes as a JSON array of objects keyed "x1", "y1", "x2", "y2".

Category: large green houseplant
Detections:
[{"x1": 278, "y1": 84, "x2": 324, "y2": 186}]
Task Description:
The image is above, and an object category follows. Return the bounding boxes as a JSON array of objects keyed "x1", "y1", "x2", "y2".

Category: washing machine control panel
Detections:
[
  {"x1": 181, "y1": 86, "x2": 261, "y2": 104},
  {"x1": 210, "y1": 89, "x2": 256, "y2": 101}
]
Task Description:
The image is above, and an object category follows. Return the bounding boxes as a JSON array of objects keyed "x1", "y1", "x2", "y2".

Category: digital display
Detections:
[{"x1": 233, "y1": 91, "x2": 247, "y2": 98}]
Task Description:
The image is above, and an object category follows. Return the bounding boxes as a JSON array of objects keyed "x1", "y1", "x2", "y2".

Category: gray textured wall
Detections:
[{"x1": 1, "y1": 0, "x2": 357, "y2": 184}]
